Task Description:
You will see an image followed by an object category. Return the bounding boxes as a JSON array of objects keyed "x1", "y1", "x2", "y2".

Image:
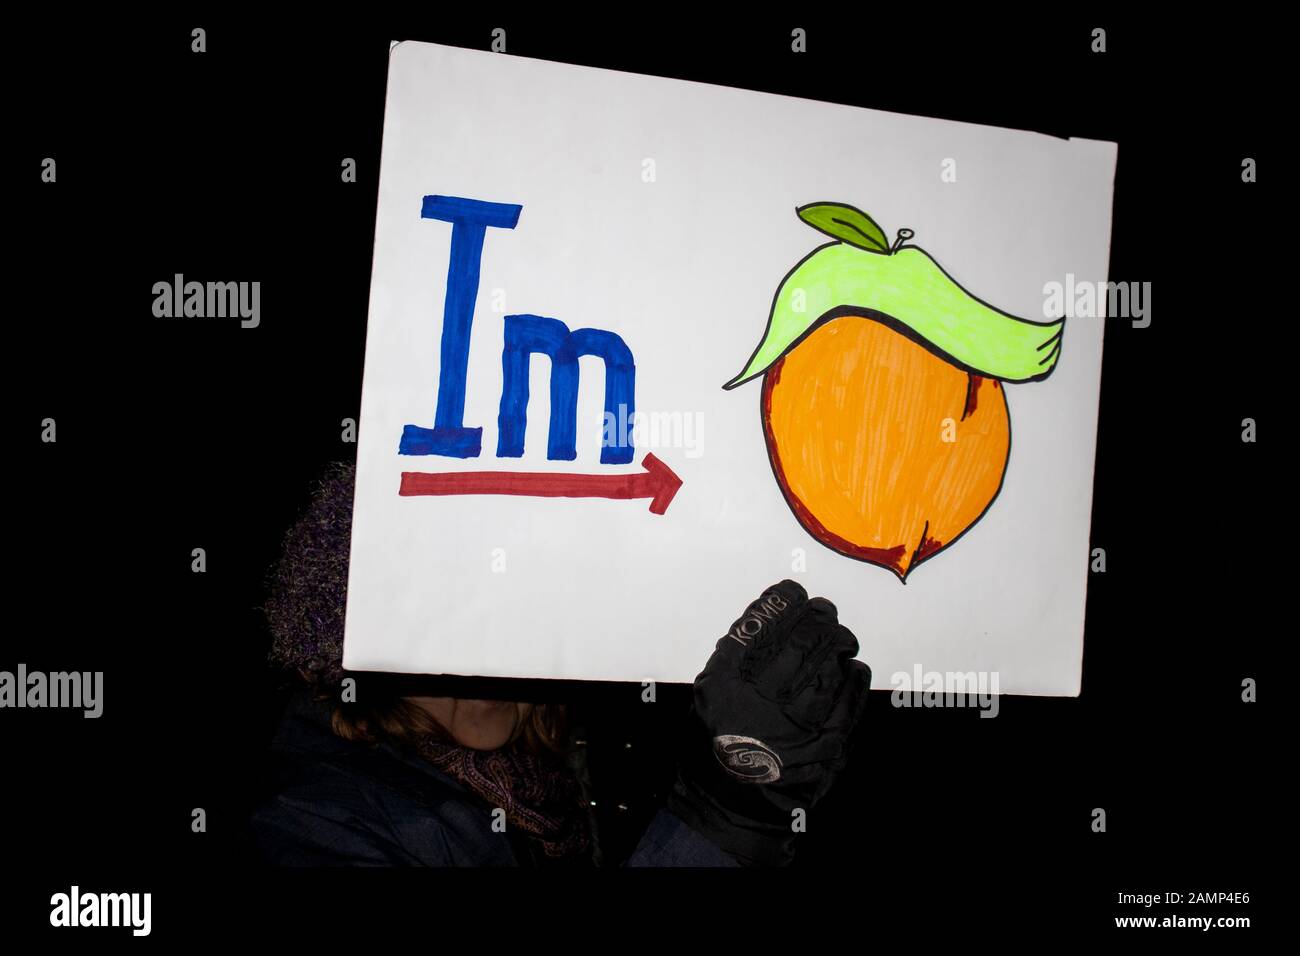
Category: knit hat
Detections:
[{"x1": 264, "y1": 460, "x2": 357, "y2": 690}]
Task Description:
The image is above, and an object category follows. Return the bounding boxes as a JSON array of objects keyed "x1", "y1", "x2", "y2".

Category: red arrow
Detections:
[{"x1": 399, "y1": 452, "x2": 683, "y2": 515}]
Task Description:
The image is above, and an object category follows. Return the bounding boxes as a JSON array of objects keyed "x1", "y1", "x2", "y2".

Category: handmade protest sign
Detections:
[{"x1": 343, "y1": 40, "x2": 1117, "y2": 695}]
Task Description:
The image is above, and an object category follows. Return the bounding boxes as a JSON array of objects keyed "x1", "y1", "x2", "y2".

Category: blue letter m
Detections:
[{"x1": 497, "y1": 315, "x2": 636, "y2": 465}]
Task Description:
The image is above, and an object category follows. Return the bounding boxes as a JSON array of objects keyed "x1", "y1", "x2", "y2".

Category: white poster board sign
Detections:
[{"x1": 343, "y1": 40, "x2": 1117, "y2": 696}]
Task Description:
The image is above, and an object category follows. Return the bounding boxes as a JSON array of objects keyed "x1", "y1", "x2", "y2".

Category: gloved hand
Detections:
[{"x1": 666, "y1": 580, "x2": 871, "y2": 866}]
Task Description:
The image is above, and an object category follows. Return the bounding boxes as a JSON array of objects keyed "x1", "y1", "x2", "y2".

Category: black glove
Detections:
[{"x1": 666, "y1": 580, "x2": 871, "y2": 866}]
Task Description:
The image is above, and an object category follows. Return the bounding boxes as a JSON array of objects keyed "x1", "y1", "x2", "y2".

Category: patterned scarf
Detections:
[{"x1": 415, "y1": 735, "x2": 590, "y2": 862}]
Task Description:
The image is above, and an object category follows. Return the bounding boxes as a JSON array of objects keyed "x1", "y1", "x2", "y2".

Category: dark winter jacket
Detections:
[{"x1": 250, "y1": 692, "x2": 738, "y2": 867}]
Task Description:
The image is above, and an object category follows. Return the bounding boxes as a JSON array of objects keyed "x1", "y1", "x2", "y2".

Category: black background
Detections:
[{"x1": 9, "y1": 12, "x2": 1275, "y2": 938}]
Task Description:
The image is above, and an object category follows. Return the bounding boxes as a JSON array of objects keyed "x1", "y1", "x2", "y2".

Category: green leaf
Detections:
[
  {"x1": 796, "y1": 202, "x2": 889, "y2": 253},
  {"x1": 723, "y1": 244, "x2": 1066, "y2": 389}
]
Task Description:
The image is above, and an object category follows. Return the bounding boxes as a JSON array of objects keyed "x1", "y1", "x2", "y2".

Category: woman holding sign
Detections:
[{"x1": 251, "y1": 462, "x2": 870, "y2": 867}]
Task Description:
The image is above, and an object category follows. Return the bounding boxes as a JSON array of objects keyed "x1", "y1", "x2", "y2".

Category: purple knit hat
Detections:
[{"x1": 263, "y1": 460, "x2": 357, "y2": 690}]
